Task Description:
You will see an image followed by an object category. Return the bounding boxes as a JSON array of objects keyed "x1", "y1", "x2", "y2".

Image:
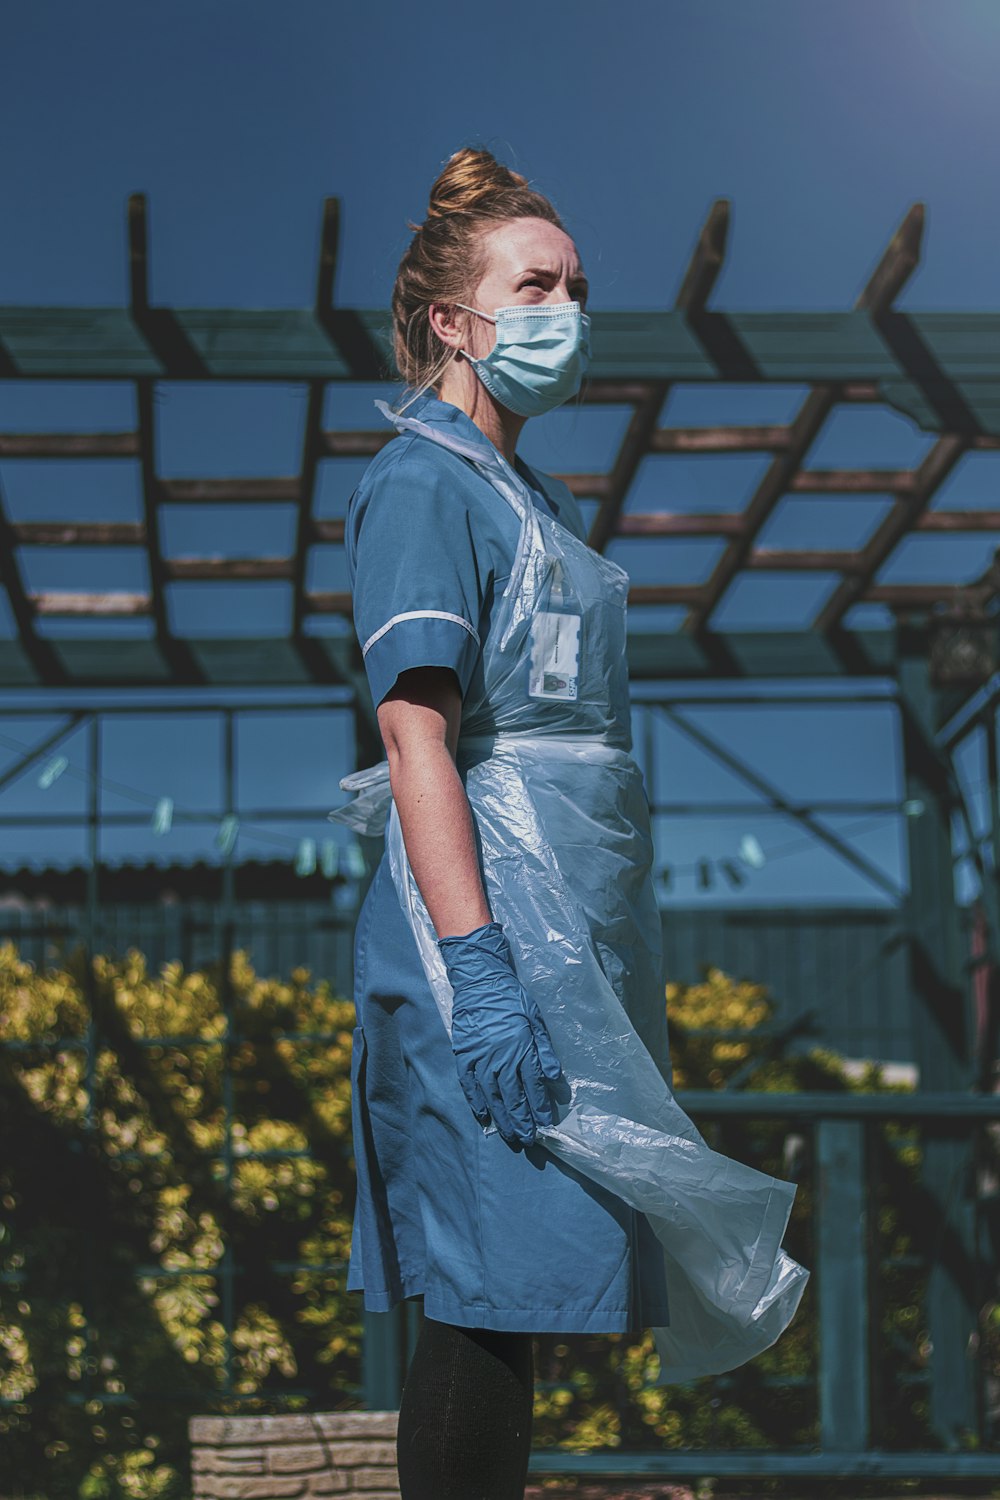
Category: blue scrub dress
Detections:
[{"x1": 345, "y1": 394, "x2": 670, "y2": 1333}]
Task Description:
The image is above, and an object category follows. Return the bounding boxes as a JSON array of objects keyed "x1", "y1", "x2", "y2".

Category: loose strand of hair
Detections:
[{"x1": 394, "y1": 343, "x2": 459, "y2": 415}]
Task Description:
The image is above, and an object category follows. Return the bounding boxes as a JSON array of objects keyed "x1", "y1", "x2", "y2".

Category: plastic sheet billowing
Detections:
[
  {"x1": 330, "y1": 396, "x2": 809, "y2": 1382},
  {"x1": 329, "y1": 761, "x2": 392, "y2": 837}
]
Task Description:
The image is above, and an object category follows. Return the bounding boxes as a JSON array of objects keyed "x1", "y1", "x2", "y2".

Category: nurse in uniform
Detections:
[{"x1": 345, "y1": 146, "x2": 669, "y2": 1500}]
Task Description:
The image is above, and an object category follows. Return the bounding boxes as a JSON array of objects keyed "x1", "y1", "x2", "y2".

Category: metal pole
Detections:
[
  {"x1": 816, "y1": 1120, "x2": 870, "y2": 1449},
  {"x1": 895, "y1": 613, "x2": 979, "y2": 1446}
]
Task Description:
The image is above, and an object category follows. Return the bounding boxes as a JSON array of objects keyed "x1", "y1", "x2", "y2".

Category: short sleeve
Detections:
[{"x1": 347, "y1": 448, "x2": 489, "y2": 710}]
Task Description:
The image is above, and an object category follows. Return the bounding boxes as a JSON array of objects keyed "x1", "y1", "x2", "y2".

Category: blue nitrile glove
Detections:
[{"x1": 437, "y1": 920, "x2": 563, "y2": 1148}]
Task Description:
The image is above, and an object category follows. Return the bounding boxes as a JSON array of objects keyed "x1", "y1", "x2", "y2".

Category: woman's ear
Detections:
[{"x1": 428, "y1": 302, "x2": 466, "y2": 352}]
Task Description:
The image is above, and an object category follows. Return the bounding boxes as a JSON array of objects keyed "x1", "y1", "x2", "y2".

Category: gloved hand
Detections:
[{"x1": 437, "y1": 920, "x2": 563, "y2": 1148}]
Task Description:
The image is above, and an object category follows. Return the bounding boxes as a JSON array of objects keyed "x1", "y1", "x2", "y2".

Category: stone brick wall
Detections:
[{"x1": 188, "y1": 1411, "x2": 400, "y2": 1499}]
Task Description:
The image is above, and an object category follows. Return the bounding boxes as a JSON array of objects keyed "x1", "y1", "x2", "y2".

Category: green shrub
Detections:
[
  {"x1": 0, "y1": 945, "x2": 984, "y2": 1495},
  {"x1": 0, "y1": 940, "x2": 360, "y2": 1500}
]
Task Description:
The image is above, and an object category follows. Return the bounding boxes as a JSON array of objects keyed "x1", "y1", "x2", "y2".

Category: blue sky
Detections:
[
  {"x1": 1, "y1": 0, "x2": 998, "y2": 911},
  {"x1": 4, "y1": 0, "x2": 1000, "y2": 309}
]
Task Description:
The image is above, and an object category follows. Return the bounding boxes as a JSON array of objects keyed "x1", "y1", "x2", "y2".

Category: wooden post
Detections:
[
  {"x1": 896, "y1": 614, "x2": 978, "y2": 1446},
  {"x1": 816, "y1": 1119, "x2": 870, "y2": 1450}
]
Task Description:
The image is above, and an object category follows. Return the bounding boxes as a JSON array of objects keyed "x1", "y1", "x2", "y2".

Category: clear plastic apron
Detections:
[{"x1": 332, "y1": 400, "x2": 809, "y2": 1382}]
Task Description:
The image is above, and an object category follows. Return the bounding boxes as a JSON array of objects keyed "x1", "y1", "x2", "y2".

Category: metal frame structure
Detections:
[
  {"x1": 2, "y1": 197, "x2": 1000, "y2": 698},
  {"x1": 3, "y1": 193, "x2": 1000, "y2": 1478}
]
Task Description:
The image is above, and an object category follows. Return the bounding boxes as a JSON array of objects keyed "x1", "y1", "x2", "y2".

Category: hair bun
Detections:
[
  {"x1": 425, "y1": 146, "x2": 529, "y2": 221},
  {"x1": 392, "y1": 148, "x2": 563, "y2": 399}
]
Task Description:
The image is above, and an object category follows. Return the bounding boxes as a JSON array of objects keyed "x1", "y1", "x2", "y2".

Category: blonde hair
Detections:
[{"x1": 391, "y1": 147, "x2": 564, "y2": 412}]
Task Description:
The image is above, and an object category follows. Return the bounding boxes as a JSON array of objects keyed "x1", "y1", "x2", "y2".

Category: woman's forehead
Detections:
[{"x1": 481, "y1": 218, "x2": 584, "y2": 278}]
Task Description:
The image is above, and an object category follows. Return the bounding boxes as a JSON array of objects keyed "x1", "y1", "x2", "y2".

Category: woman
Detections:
[{"x1": 334, "y1": 147, "x2": 807, "y2": 1500}]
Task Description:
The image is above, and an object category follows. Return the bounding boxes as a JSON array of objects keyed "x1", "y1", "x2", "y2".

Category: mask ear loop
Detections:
[
  {"x1": 450, "y1": 302, "x2": 498, "y2": 375},
  {"x1": 454, "y1": 302, "x2": 497, "y2": 325}
]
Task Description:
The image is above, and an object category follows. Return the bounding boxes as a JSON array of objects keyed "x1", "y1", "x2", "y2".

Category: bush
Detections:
[
  {"x1": 0, "y1": 940, "x2": 360, "y2": 1500},
  {"x1": 1, "y1": 946, "x2": 986, "y2": 1495}
]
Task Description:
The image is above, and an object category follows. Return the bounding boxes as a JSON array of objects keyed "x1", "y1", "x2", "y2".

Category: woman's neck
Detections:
[{"x1": 435, "y1": 365, "x2": 526, "y2": 465}]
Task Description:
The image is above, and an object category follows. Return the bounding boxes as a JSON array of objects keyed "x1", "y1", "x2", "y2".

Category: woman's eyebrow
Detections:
[{"x1": 519, "y1": 265, "x2": 590, "y2": 289}]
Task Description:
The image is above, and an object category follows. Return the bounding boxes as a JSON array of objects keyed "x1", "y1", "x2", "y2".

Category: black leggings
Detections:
[{"x1": 396, "y1": 1314, "x2": 535, "y2": 1500}]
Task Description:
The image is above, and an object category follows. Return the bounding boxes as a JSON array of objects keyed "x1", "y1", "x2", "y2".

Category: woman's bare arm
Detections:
[{"x1": 376, "y1": 665, "x2": 492, "y2": 940}]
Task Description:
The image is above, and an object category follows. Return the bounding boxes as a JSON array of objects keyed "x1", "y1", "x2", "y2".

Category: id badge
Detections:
[{"x1": 527, "y1": 610, "x2": 581, "y2": 701}]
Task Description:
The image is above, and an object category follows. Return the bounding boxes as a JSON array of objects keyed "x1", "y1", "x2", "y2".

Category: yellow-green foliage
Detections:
[
  {"x1": 0, "y1": 940, "x2": 360, "y2": 1500},
  {"x1": 0, "y1": 944, "x2": 981, "y2": 1495}
]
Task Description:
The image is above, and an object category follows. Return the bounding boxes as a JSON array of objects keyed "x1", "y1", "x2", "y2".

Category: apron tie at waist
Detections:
[
  {"x1": 327, "y1": 760, "x2": 392, "y2": 837},
  {"x1": 327, "y1": 732, "x2": 627, "y2": 838}
]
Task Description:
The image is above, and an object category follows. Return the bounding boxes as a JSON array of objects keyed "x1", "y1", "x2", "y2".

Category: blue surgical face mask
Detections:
[{"x1": 454, "y1": 300, "x2": 591, "y2": 418}]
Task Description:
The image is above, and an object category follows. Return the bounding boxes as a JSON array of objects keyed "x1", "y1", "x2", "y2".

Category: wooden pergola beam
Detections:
[
  {"x1": 159, "y1": 478, "x2": 302, "y2": 504},
  {"x1": 744, "y1": 551, "x2": 877, "y2": 572},
  {"x1": 4, "y1": 194, "x2": 1000, "y2": 696},
  {"x1": 616, "y1": 513, "x2": 744, "y2": 538},
  {"x1": 289, "y1": 197, "x2": 343, "y2": 687},
  {"x1": 166, "y1": 558, "x2": 295, "y2": 581},
  {"x1": 33, "y1": 591, "x2": 151, "y2": 616},
  {"x1": 0, "y1": 625, "x2": 904, "y2": 687},
  {"x1": 684, "y1": 203, "x2": 927, "y2": 638},
  {"x1": 791, "y1": 468, "x2": 915, "y2": 494},
  {"x1": 0, "y1": 433, "x2": 139, "y2": 458},
  {"x1": 918, "y1": 510, "x2": 1000, "y2": 531},
  {"x1": 13, "y1": 522, "x2": 145, "y2": 545},
  {"x1": 29, "y1": 575, "x2": 999, "y2": 619},
  {"x1": 129, "y1": 193, "x2": 204, "y2": 683},
  {"x1": 0, "y1": 474, "x2": 69, "y2": 682},
  {"x1": 319, "y1": 430, "x2": 395, "y2": 458},
  {"x1": 649, "y1": 425, "x2": 792, "y2": 454},
  {"x1": 615, "y1": 509, "x2": 1000, "y2": 539},
  {"x1": 586, "y1": 198, "x2": 732, "y2": 556},
  {"x1": 815, "y1": 433, "x2": 967, "y2": 633},
  {"x1": 5, "y1": 301, "x2": 1000, "y2": 436}
]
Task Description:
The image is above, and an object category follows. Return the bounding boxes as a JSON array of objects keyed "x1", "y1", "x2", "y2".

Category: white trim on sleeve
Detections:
[{"x1": 362, "y1": 609, "x2": 481, "y2": 658}]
